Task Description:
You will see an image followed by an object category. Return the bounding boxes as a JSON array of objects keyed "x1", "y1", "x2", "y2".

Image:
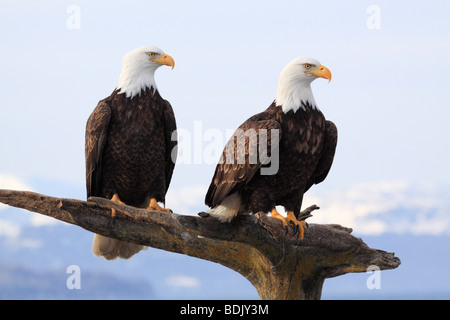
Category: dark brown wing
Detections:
[
  {"x1": 85, "y1": 101, "x2": 111, "y2": 198},
  {"x1": 205, "y1": 117, "x2": 281, "y2": 207},
  {"x1": 305, "y1": 120, "x2": 338, "y2": 192},
  {"x1": 162, "y1": 99, "x2": 177, "y2": 194}
]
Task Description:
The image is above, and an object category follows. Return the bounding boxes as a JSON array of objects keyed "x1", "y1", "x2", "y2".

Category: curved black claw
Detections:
[
  {"x1": 284, "y1": 225, "x2": 290, "y2": 235},
  {"x1": 198, "y1": 211, "x2": 210, "y2": 218},
  {"x1": 169, "y1": 209, "x2": 174, "y2": 214},
  {"x1": 289, "y1": 220, "x2": 299, "y2": 236},
  {"x1": 305, "y1": 222, "x2": 309, "y2": 229},
  {"x1": 296, "y1": 238, "x2": 304, "y2": 247}
]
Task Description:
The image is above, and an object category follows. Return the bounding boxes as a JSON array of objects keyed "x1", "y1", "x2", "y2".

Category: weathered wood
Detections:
[{"x1": 0, "y1": 189, "x2": 400, "y2": 300}]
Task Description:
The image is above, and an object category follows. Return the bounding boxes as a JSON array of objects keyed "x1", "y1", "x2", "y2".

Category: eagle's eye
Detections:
[
  {"x1": 148, "y1": 52, "x2": 157, "y2": 57},
  {"x1": 304, "y1": 63, "x2": 312, "y2": 69}
]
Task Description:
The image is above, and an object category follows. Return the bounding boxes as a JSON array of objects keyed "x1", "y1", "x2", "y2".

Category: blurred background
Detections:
[{"x1": 1, "y1": 0, "x2": 449, "y2": 299}]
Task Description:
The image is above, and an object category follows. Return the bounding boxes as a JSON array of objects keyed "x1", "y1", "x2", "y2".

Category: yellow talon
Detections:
[{"x1": 147, "y1": 198, "x2": 172, "y2": 213}]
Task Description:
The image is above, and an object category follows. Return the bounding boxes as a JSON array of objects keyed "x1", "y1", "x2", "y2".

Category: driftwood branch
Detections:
[{"x1": 0, "y1": 189, "x2": 400, "y2": 300}]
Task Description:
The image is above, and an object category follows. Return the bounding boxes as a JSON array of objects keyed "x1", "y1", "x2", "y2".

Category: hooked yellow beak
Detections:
[
  {"x1": 308, "y1": 65, "x2": 332, "y2": 83},
  {"x1": 151, "y1": 54, "x2": 175, "y2": 70}
]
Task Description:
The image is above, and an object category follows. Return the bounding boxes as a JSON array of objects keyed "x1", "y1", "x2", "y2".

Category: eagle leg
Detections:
[
  {"x1": 147, "y1": 198, "x2": 173, "y2": 213},
  {"x1": 110, "y1": 193, "x2": 126, "y2": 223},
  {"x1": 269, "y1": 208, "x2": 290, "y2": 235},
  {"x1": 286, "y1": 211, "x2": 307, "y2": 243}
]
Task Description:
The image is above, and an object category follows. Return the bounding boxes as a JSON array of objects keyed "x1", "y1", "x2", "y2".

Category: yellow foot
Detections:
[
  {"x1": 147, "y1": 198, "x2": 173, "y2": 213},
  {"x1": 286, "y1": 211, "x2": 307, "y2": 243},
  {"x1": 269, "y1": 208, "x2": 289, "y2": 229},
  {"x1": 269, "y1": 208, "x2": 307, "y2": 244},
  {"x1": 110, "y1": 193, "x2": 125, "y2": 220}
]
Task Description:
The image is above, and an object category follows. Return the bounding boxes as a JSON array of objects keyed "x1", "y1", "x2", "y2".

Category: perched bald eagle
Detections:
[
  {"x1": 205, "y1": 57, "x2": 337, "y2": 242},
  {"x1": 85, "y1": 45, "x2": 177, "y2": 260}
]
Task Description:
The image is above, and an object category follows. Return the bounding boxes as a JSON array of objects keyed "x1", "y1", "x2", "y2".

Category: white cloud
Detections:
[
  {"x1": 165, "y1": 185, "x2": 208, "y2": 216},
  {"x1": 166, "y1": 275, "x2": 201, "y2": 288},
  {"x1": 16, "y1": 238, "x2": 44, "y2": 250},
  {"x1": 0, "y1": 218, "x2": 43, "y2": 249},
  {"x1": 0, "y1": 174, "x2": 33, "y2": 211},
  {"x1": 168, "y1": 180, "x2": 450, "y2": 237},
  {"x1": 0, "y1": 173, "x2": 59, "y2": 227},
  {"x1": 0, "y1": 219, "x2": 21, "y2": 238},
  {"x1": 0, "y1": 174, "x2": 32, "y2": 191},
  {"x1": 30, "y1": 214, "x2": 59, "y2": 227},
  {"x1": 304, "y1": 180, "x2": 450, "y2": 236}
]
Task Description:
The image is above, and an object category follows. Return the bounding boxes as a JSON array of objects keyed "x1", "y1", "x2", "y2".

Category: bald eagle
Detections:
[
  {"x1": 85, "y1": 45, "x2": 177, "y2": 260},
  {"x1": 205, "y1": 57, "x2": 337, "y2": 242}
]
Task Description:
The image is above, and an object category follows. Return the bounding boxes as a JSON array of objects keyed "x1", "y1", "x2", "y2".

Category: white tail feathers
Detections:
[
  {"x1": 207, "y1": 193, "x2": 241, "y2": 223},
  {"x1": 92, "y1": 234, "x2": 147, "y2": 260}
]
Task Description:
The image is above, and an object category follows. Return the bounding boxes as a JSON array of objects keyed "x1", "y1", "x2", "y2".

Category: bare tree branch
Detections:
[{"x1": 0, "y1": 189, "x2": 400, "y2": 300}]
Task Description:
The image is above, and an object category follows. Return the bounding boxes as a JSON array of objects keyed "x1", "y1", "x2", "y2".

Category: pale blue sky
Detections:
[
  {"x1": 0, "y1": 0, "x2": 449, "y2": 217},
  {"x1": 1, "y1": 0, "x2": 450, "y2": 300}
]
